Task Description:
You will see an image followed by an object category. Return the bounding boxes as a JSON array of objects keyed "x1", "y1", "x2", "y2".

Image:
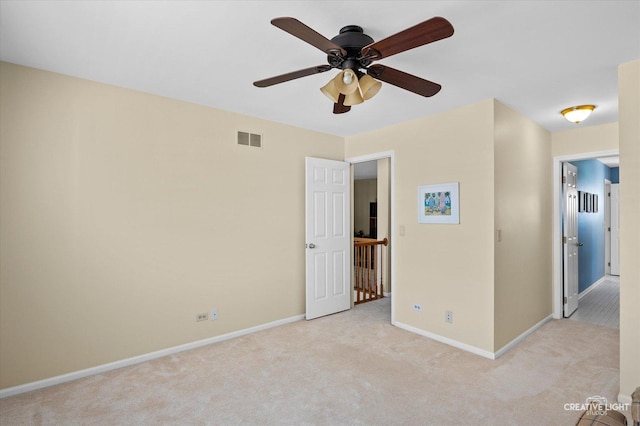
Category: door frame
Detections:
[
  {"x1": 610, "y1": 183, "x2": 620, "y2": 276},
  {"x1": 552, "y1": 149, "x2": 618, "y2": 319},
  {"x1": 604, "y1": 179, "x2": 611, "y2": 275},
  {"x1": 346, "y1": 150, "x2": 396, "y2": 325}
]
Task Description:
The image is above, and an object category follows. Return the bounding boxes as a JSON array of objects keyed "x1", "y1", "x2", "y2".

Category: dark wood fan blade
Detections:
[
  {"x1": 272, "y1": 17, "x2": 347, "y2": 56},
  {"x1": 367, "y1": 64, "x2": 441, "y2": 97},
  {"x1": 361, "y1": 17, "x2": 454, "y2": 60},
  {"x1": 254, "y1": 65, "x2": 332, "y2": 87},
  {"x1": 333, "y1": 94, "x2": 351, "y2": 114}
]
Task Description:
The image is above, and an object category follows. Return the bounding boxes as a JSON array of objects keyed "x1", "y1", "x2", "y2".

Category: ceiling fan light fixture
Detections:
[
  {"x1": 561, "y1": 105, "x2": 595, "y2": 123},
  {"x1": 320, "y1": 79, "x2": 340, "y2": 103},
  {"x1": 359, "y1": 74, "x2": 382, "y2": 100},
  {"x1": 343, "y1": 89, "x2": 364, "y2": 106},
  {"x1": 255, "y1": 16, "x2": 455, "y2": 115},
  {"x1": 334, "y1": 69, "x2": 359, "y2": 94}
]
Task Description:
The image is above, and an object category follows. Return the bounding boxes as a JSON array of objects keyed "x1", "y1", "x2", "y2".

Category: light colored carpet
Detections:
[{"x1": 0, "y1": 298, "x2": 628, "y2": 425}]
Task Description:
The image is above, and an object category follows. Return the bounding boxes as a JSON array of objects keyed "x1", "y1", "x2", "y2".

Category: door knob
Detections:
[
  {"x1": 577, "y1": 242, "x2": 584, "y2": 247},
  {"x1": 308, "y1": 243, "x2": 316, "y2": 249}
]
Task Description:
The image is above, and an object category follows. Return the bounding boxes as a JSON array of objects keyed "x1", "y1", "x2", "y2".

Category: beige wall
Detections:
[
  {"x1": 346, "y1": 99, "x2": 554, "y2": 354},
  {"x1": 551, "y1": 122, "x2": 618, "y2": 157},
  {"x1": 2, "y1": 59, "x2": 628, "y2": 392},
  {"x1": 493, "y1": 102, "x2": 552, "y2": 351},
  {"x1": 354, "y1": 179, "x2": 377, "y2": 236},
  {"x1": 346, "y1": 99, "x2": 496, "y2": 352},
  {"x1": 618, "y1": 59, "x2": 640, "y2": 401},
  {"x1": 0, "y1": 62, "x2": 344, "y2": 389}
]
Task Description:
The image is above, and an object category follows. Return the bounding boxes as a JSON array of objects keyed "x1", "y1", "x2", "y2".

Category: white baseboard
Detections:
[
  {"x1": 0, "y1": 314, "x2": 305, "y2": 399},
  {"x1": 383, "y1": 291, "x2": 392, "y2": 297},
  {"x1": 617, "y1": 392, "x2": 632, "y2": 405},
  {"x1": 494, "y1": 314, "x2": 553, "y2": 359},
  {"x1": 579, "y1": 276, "x2": 606, "y2": 300},
  {"x1": 395, "y1": 314, "x2": 553, "y2": 361},
  {"x1": 394, "y1": 321, "x2": 496, "y2": 360}
]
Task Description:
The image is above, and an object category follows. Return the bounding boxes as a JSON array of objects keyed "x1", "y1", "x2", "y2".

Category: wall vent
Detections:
[{"x1": 237, "y1": 131, "x2": 262, "y2": 148}]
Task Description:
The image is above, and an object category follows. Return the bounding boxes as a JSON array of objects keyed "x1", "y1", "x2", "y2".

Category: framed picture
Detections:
[
  {"x1": 592, "y1": 194, "x2": 598, "y2": 213},
  {"x1": 578, "y1": 191, "x2": 584, "y2": 212},
  {"x1": 585, "y1": 192, "x2": 592, "y2": 213},
  {"x1": 418, "y1": 182, "x2": 459, "y2": 224}
]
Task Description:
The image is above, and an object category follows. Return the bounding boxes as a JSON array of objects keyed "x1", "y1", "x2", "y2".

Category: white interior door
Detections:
[
  {"x1": 305, "y1": 157, "x2": 351, "y2": 320},
  {"x1": 605, "y1": 180, "x2": 611, "y2": 275},
  {"x1": 611, "y1": 183, "x2": 620, "y2": 276},
  {"x1": 563, "y1": 163, "x2": 579, "y2": 317}
]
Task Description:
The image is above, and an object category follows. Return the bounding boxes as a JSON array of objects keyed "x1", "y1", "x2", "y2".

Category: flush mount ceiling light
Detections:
[
  {"x1": 561, "y1": 105, "x2": 596, "y2": 124},
  {"x1": 253, "y1": 17, "x2": 454, "y2": 114}
]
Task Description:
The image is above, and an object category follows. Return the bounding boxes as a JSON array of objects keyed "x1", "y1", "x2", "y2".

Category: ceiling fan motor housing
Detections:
[{"x1": 328, "y1": 25, "x2": 375, "y2": 72}]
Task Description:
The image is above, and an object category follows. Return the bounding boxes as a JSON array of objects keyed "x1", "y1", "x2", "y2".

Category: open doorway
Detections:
[
  {"x1": 348, "y1": 151, "x2": 395, "y2": 323},
  {"x1": 554, "y1": 151, "x2": 620, "y2": 329}
]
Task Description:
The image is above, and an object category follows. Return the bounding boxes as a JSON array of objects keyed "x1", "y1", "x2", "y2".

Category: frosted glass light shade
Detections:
[
  {"x1": 561, "y1": 105, "x2": 595, "y2": 123},
  {"x1": 359, "y1": 74, "x2": 382, "y2": 100},
  {"x1": 320, "y1": 79, "x2": 340, "y2": 103},
  {"x1": 344, "y1": 89, "x2": 364, "y2": 106}
]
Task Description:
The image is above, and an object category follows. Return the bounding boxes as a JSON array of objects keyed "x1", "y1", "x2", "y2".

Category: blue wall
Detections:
[
  {"x1": 610, "y1": 167, "x2": 619, "y2": 183},
  {"x1": 571, "y1": 160, "x2": 611, "y2": 293}
]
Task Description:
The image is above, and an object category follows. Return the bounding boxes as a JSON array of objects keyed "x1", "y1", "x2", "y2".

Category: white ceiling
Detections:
[
  {"x1": 597, "y1": 156, "x2": 620, "y2": 167},
  {"x1": 1, "y1": 1, "x2": 638, "y2": 138}
]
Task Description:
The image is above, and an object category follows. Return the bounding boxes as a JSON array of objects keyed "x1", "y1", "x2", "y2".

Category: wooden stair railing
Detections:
[{"x1": 354, "y1": 237, "x2": 388, "y2": 305}]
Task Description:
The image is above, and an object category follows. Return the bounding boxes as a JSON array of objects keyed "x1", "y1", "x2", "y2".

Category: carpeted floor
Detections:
[{"x1": 0, "y1": 298, "x2": 628, "y2": 425}]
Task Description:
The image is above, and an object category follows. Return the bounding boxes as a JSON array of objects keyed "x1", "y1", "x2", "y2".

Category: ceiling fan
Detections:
[{"x1": 253, "y1": 16, "x2": 454, "y2": 114}]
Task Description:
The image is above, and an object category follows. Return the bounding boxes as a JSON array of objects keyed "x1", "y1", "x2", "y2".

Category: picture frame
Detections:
[
  {"x1": 578, "y1": 191, "x2": 584, "y2": 212},
  {"x1": 592, "y1": 194, "x2": 598, "y2": 213},
  {"x1": 418, "y1": 182, "x2": 459, "y2": 224}
]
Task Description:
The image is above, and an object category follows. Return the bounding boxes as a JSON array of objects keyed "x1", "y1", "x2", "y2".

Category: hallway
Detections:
[{"x1": 567, "y1": 275, "x2": 620, "y2": 329}]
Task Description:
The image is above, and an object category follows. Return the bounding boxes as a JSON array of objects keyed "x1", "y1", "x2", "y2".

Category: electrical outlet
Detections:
[
  {"x1": 210, "y1": 308, "x2": 218, "y2": 320},
  {"x1": 196, "y1": 312, "x2": 209, "y2": 322},
  {"x1": 413, "y1": 303, "x2": 422, "y2": 312},
  {"x1": 445, "y1": 310, "x2": 453, "y2": 323}
]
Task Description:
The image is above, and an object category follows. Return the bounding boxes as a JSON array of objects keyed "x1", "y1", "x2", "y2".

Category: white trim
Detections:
[
  {"x1": 552, "y1": 149, "x2": 619, "y2": 319},
  {"x1": 346, "y1": 151, "x2": 395, "y2": 164},
  {"x1": 578, "y1": 276, "x2": 606, "y2": 300},
  {"x1": 604, "y1": 179, "x2": 612, "y2": 275},
  {"x1": 396, "y1": 315, "x2": 552, "y2": 361},
  {"x1": 494, "y1": 315, "x2": 553, "y2": 359},
  {"x1": 0, "y1": 314, "x2": 305, "y2": 399},
  {"x1": 617, "y1": 392, "x2": 632, "y2": 405},
  {"x1": 346, "y1": 150, "x2": 396, "y2": 326},
  {"x1": 394, "y1": 321, "x2": 496, "y2": 360}
]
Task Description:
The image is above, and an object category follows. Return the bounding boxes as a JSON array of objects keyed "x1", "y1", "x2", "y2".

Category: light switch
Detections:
[{"x1": 400, "y1": 225, "x2": 406, "y2": 236}]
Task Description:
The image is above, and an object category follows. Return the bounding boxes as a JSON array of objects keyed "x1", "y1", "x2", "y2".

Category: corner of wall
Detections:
[
  {"x1": 493, "y1": 102, "x2": 552, "y2": 351},
  {"x1": 346, "y1": 99, "x2": 497, "y2": 354},
  {"x1": 618, "y1": 58, "x2": 640, "y2": 402}
]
